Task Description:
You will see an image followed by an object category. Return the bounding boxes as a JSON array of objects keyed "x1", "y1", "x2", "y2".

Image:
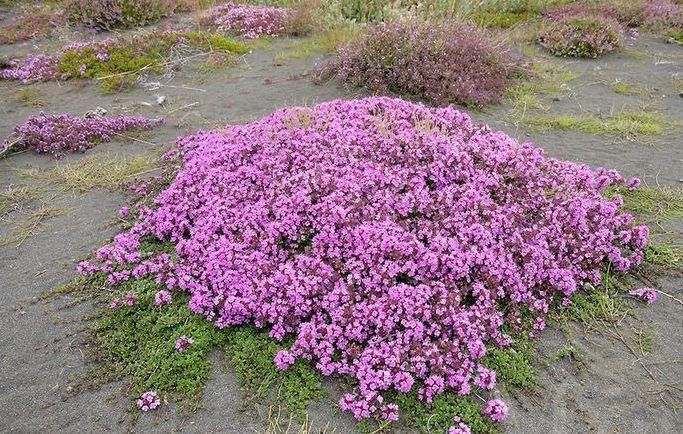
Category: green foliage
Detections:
[
  {"x1": 392, "y1": 390, "x2": 498, "y2": 434},
  {"x1": 223, "y1": 327, "x2": 324, "y2": 418},
  {"x1": 90, "y1": 276, "x2": 226, "y2": 410},
  {"x1": 644, "y1": 242, "x2": 683, "y2": 269},
  {"x1": 58, "y1": 31, "x2": 248, "y2": 92},
  {"x1": 474, "y1": 10, "x2": 531, "y2": 28},
  {"x1": 481, "y1": 335, "x2": 537, "y2": 389},
  {"x1": 619, "y1": 186, "x2": 683, "y2": 222},
  {"x1": 520, "y1": 110, "x2": 664, "y2": 138}
]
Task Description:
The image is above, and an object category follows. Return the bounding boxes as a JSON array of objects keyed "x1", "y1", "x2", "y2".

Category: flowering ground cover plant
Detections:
[
  {"x1": 200, "y1": 2, "x2": 292, "y2": 39},
  {"x1": 0, "y1": 30, "x2": 248, "y2": 91},
  {"x1": 2, "y1": 113, "x2": 163, "y2": 158},
  {"x1": 65, "y1": 0, "x2": 176, "y2": 31},
  {"x1": 0, "y1": 4, "x2": 66, "y2": 45},
  {"x1": 537, "y1": 15, "x2": 624, "y2": 58},
  {"x1": 539, "y1": 0, "x2": 683, "y2": 54},
  {"x1": 77, "y1": 97, "x2": 651, "y2": 428},
  {"x1": 315, "y1": 21, "x2": 523, "y2": 107}
]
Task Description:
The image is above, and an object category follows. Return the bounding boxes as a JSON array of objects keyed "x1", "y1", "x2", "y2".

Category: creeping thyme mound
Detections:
[
  {"x1": 201, "y1": 2, "x2": 291, "y2": 39},
  {"x1": 80, "y1": 97, "x2": 649, "y2": 423},
  {"x1": 3, "y1": 113, "x2": 163, "y2": 158}
]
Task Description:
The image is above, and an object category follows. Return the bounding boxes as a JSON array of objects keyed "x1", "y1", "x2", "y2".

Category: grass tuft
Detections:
[
  {"x1": 30, "y1": 153, "x2": 159, "y2": 192},
  {"x1": 520, "y1": 109, "x2": 665, "y2": 138}
]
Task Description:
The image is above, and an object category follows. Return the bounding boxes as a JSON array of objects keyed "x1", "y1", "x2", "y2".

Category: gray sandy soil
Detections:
[{"x1": 0, "y1": 12, "x2": 681, "y2": 434}]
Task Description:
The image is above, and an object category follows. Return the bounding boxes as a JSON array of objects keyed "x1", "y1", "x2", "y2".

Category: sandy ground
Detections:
[{"x1": 0, "y1": 12, "x2": 681, "y2": 434}]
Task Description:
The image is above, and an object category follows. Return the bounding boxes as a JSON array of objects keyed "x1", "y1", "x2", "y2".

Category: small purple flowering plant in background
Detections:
[
  {"x1": 78, "y1": 97, "x2": 655, "y2": 424},
  {"x1": 315, "y1": 20, "x2": 523, "y2": 107},
  {"x1": 200, "y1": 2, "x2": 291, "y2": 39},
  {"x1": 1, "y1": 112, "x2": 163, "y2": 159}
]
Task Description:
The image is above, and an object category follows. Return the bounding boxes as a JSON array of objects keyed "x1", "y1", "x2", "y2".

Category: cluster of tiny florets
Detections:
[
  {"x1": 136, "y1": 391, "x2": 161, "y2": 411},
  {"x1": 629, "y1": 287, "x2": 658, "y2": 304},
  {"x1": 175, "y1": 335, "x2": 193, "y2": 352},
  {"x1": 484, "y1": 399, "x2": 509, "y2": 422},
  {"x1": 154, "y1": 289, "x2": 173, "y2": 306},
  {"x1": 2, "y1": 113, "x2": 163, "y2": 158},
  {"x1": 78, "y1": 97, "x2": 649, "y2": 423},
  {"x1": 202, "y1": 2, "x2": 290, "y2": 39}
]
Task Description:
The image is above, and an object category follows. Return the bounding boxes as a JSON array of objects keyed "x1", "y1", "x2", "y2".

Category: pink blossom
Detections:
[
  {"x1": 136, "y1": 391, "x2": 161, "y2": 412},
  {"x1": 485, "y1": 399, "x2": 509, "y2": 422},
  {"x1": 629, "y1": 287, "x2": 658, "y2": 304},
  {"x1": 154, "y1": 290, "x2": 173, "y2": 307},
  {"x1": 175, "y1": 335, "x2": 193, "y2": 352}
]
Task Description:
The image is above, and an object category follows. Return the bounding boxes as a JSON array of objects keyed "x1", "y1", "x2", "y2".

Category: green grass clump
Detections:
[
  {"x1": 474, "y1": 10, "x2": 531, "y2": 28},
  {"x1": 58, "y1": 31, "x2": 248, "y2": 92},
  {"x1": 609, "y1": 79, "x2": 649, "y2": 96},
  {"x1": 644, "y1": 242, "x2": 683, "y2": 269},
  {"x1": 521, "y1": 109, "x2": 664, "y2": 138},
  {"x1": 619, "y1": 186, "x2": 683, "y2": 222}
]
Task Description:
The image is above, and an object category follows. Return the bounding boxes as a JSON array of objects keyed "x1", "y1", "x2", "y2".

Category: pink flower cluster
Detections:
[
  {"x1": 449, "y1": 416, "x2": 472, "y2": 434},
  {"x1": 203, "y1": 2, "x2": 290, "y2": 39},
  {"x1": 136, "y1": 390, "x2": 161, "y2": 411},
  {"x1": 484, "y1": 399, "x2": 508, "y2": 422},
  {"x1": 629, "y1": 287, "x2": 658, "y2": 304},
  {"x1": 78, "y1": 97, "x2": 649, "y2": 422},
  {"x1": 2, "y1": 112, "x2": 163, "y2": 158},
  {"x1": 175, "y1": 335, "x2": 193, "y2": 352},
  {"x1": 155, "y1": 289, "x2": 173, "y2": 306},
  {"x1": 0, "y1": 54, "x2": 60, "y2": 83},
  {"x1": 110, "y1": 293, "x2": 137, "y2": 308}
]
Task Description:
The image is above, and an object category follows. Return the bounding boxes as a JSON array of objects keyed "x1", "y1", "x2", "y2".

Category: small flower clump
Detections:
[
  {"x1": 154, "y1": 289, "x2": 173, "y2": 306},
  {"x1": 0, "y1": 54, "x2": 60, "y2": 83},
  {"x1": 629, "y1": 287, "x2": 658, "y2": 304},
  {"x1": 0, "y1": 31, "x2": 248, "y2": 91},
  {"x1": 78, "y1": 97, "x2": 650, "y2": 424},
  {"x1": 201, "y1": 2, "x2": 291, "y2": 39},
  {"x1": 2, "y1": 113, "x2": 163, "y2": 158},
  {"x1": 175, "y1": 335, "x2": 193, "y2": 352},
  {"x1": 65, "y1": 0, "x2": 176, "y2": 31},
  {"x1": 539, "y1": 0, "x2": 682, "y2": 57},
  {"x1": 484, "y1": 399, "x2": 509, "y2": 422},
  {"x1": 315, "y1": 21, "x2": 522, "y2": 107},
  {"x1": 538, "y1": 15, "x2": 624, "y2": 58},
  {"x1": 136, "y1": 391, "x2": 161, "y2": 411}
]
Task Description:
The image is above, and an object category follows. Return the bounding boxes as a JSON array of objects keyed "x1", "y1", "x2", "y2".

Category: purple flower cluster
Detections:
[
  {"x1": 136, "y1": 391, "x2": 161, "y2": 411},
  {"x1": 629, "y1": 287, "x2": 658, "y2": 304},
  {"x1": 110, "y1": 293, "x2": 137, "y2": 308},
  {"x1": 538, "y1": 15, "x2": 624, "y2": 58},
  {"x1": 2, "y1": 113, "x2": 163, "y2": 158},
  {"x1": 65, "y1": 0, "x2": 175, "y2": 31},
  {"x1": 155, "y1": 289, "x2": 173, "y2": 306},
  {"x1": 78, "y1": 97, "x2": 649, "y2": 422},
  {"x1": 544, "y1": 0, "x2": 682, "y2": 30},
  {"x1": 449, "y1": 416, "x2": 472, "y2": 434},
  {"x1": 202, "y1": 2, "x2": 290, "y2": 39},
  {"x1": 315, "y1": 21, "x2": 522, "y2": 107},
  {"x1": 0, "y1": 54, "x2": 60, "y2": 83},
  {"x1": 175, "y1": 335, "x2": 193, "y2": 352},
  {"x1": 484, "y1": 399, "x2": 509, "y2": 422}
]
